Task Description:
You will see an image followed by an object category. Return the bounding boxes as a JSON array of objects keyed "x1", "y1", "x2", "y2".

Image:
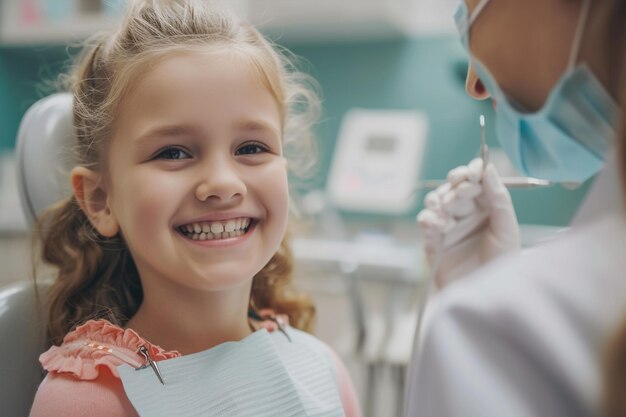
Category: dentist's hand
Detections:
[{"x1": 417, "y1": 158, "x2": 521, "y2": 288}]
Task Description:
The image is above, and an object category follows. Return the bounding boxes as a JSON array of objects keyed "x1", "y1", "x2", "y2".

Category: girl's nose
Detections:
[
  {"x1": 194, "y1": 160, "x2": 246, "y2": 203},
  {"x1": 465, "y1": 63, "x2": 491, "y2": 100}
]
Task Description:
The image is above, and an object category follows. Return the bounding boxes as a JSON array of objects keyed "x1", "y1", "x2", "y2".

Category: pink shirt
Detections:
[{"x1": 29, "y1": 320, "x2": 361, "y2": 417}]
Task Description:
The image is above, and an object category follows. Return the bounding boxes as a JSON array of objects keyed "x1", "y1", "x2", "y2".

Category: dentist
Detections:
[{"x1": 406, "y1": 0, "x2": 626, "y2": 416}]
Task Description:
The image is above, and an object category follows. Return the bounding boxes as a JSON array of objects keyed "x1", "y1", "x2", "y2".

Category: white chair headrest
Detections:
[{"x1": 15, "y1": 93, "x2": 75, "y2": 226}]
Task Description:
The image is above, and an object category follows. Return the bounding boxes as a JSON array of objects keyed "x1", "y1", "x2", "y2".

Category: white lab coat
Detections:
[{"x1": 404, "y1": 153, "x2": 626, "y2": 417}]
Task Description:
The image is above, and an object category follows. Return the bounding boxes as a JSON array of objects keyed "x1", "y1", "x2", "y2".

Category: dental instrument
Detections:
[
  {"x1": 417, "y1": 177, "x2": 553, "y2": 190},
  {"x1": 416, "y1": 115, "x2": 553, "y2": 191},
  {"x1": 480, "y1": 114, "x2": 488, "y2": 170}
]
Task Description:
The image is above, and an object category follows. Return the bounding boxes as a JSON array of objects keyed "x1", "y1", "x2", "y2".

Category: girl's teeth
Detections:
[
  {"x1": 180, "y1": 218, "x2": 252, "y2": 241},
  {"x1": 225, "y1": 220, "x2": 236, "y2": 232}
]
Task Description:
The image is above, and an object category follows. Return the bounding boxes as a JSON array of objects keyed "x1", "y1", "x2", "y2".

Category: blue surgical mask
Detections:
[{"x1": 454, "y1": 0, "x2": 620, "y2": 183}]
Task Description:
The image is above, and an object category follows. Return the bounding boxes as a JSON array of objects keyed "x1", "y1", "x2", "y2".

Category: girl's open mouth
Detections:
[{"x1": 177, "y1": 218, "x2": 256, "y2": 241}]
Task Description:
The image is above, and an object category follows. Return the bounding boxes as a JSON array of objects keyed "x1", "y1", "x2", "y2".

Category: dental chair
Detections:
[{"x1": 0, "y1": 93, "x2": 74, "y2": 417}]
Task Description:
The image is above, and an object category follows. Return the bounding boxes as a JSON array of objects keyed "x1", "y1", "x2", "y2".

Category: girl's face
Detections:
[
  {"x1": 103, "y1": 51, "x2": 289, "y2": 293},
  {"x1": 463, "y1": 0, "x2": 583, "y2": 111}
]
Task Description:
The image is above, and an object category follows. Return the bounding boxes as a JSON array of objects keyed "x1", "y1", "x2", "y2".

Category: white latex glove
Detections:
[{"x1": 417, "y1": 158, "x2": 521, "y2": 288}]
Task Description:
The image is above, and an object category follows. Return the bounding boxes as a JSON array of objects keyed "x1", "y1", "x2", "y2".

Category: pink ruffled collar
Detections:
[
  {"x1": 40, "y1": 312, "x2": 289, "y2": 381},
  {"x1": 40, "y1": 320, "x2": 180, "y2": 380}
]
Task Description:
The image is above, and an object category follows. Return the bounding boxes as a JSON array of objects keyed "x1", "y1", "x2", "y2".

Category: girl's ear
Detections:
[{"x1": 71, "y1": 166, "x2": 120, "y2": 237}]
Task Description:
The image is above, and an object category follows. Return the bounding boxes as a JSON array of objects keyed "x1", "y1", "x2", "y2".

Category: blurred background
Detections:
[{"x1": 0, "y1": 1, "x2": 592, "y2": 416}]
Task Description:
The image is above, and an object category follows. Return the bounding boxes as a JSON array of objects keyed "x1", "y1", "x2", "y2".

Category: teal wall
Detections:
[
  {"x1": 0, "y1": 45, "x2": 73, "y2": 148},
  {"x1": 0, "y1": 37, "x2": 590, "y2": 226}
]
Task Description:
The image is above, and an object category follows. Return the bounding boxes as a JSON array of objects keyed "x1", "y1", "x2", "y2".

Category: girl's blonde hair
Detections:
[{"x1": 37, "y1": 0, "x2": 320, "y2": 346}]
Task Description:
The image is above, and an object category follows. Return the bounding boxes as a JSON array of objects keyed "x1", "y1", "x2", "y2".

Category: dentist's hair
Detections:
[
  {"x1": 602, "y1": 1, "x2": 626, "y2": 415},
  {"x1": 37, "y1": 0, "x2": 319, "y2": 346},
  {"x1": 603, "y1": 83, "x2": 626, "y2": 417}
]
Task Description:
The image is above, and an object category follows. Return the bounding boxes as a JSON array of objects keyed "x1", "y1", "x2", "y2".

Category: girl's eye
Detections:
[
  {"x1": 155, "y1": 147, "x2": 191, "y2": 160},
  {"x1": 236, "y1": 143, "x2": 268, "y2": 156}
]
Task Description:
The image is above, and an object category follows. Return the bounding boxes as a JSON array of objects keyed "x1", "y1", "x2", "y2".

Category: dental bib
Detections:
[{"x1": 117, "y1": 328, "x2": 345, "y2": 417}]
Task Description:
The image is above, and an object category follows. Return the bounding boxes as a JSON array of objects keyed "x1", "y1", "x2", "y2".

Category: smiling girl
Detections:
[{"x1": 28, "y1": 1, "x2": 360, "y2": 416}]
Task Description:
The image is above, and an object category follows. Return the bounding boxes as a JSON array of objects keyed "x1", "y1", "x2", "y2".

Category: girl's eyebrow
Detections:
[
  {"x1": 134, "y1": 119, "x2": 280, "y2": 144},
  {"x1": 235, "y1": 119, "x2": 280, "y2": 136},
  {"x1": 134, "y1": 125, "x2": 198, "y2": 143}
]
